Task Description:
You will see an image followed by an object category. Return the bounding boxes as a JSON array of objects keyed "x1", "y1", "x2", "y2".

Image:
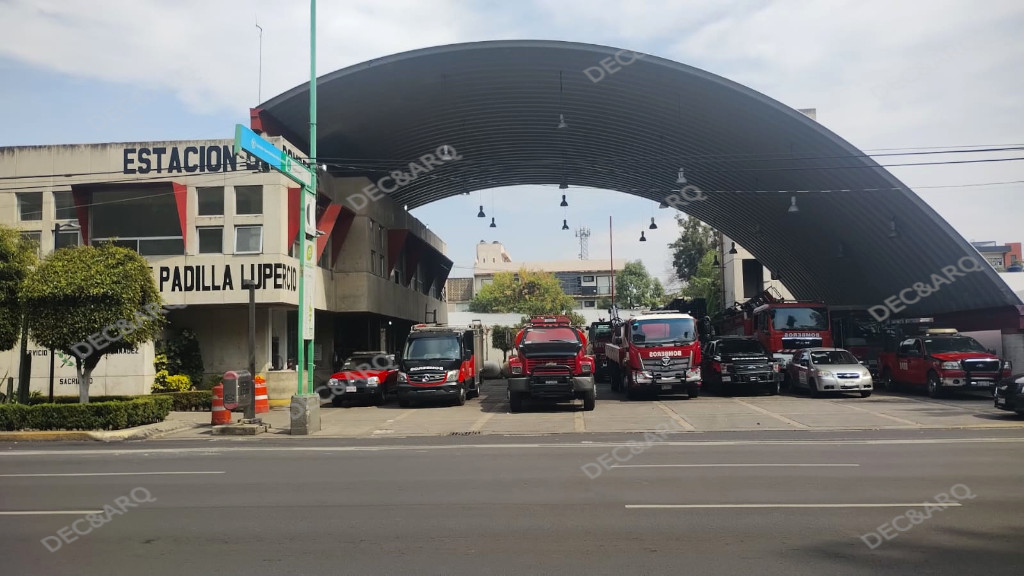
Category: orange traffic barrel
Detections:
[
  {"x1": 254, "y1": 377, "x2": 269, "y2": 414},
  {"x1": 211, "y1": 383, "x2": 232, "y2": 425}
]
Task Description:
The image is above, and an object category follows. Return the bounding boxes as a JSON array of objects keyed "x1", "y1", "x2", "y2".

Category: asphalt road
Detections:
[{"x1": 2, "y1": 429, "x2": 1023, "y2": 576}]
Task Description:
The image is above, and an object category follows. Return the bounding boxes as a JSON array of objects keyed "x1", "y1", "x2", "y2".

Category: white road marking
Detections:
[
  {"x1": 654, "y1": 401, "x2": 696, "y2": 431},
  {"x1": 835, "y1": 401, "x2": 924, "y2": 426},
  {"x1": 574, "y1": 410, "x2": 586, "y2": 433},
  {"x1": 1, "y1": 437, "x2": 1022, "y2": 457},
  {"x1": 470, "y1": 412, "x2": 495, "y2": 432},
  {"x1": 626, "y1": 503, "x2": 964, "y2": 509},
  {"x1": 730, "y1": 398, "x2": 810, "y2": 429},
  {"x1": 0, "y1": 510, "x2": 104, "y2": 515},
  {"x1": 0, "y1": 471, "x2": 225, "y2": 477},
  {"x1": 611, "y1": 463, "x2": 859, "y2": 468}
]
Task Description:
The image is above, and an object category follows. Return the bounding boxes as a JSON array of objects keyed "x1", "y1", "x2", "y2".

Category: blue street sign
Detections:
[{"x1": 233, "y1": 124, "x2": 312, "y2": 187}]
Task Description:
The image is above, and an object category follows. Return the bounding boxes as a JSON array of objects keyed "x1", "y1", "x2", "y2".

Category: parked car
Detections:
[
  {"x1": 323, "y1": 351, "x2": 398, "y2": 406},
  {"x1": 994, "y1": 374, "x2": 1024, "y2": 416},
  {"x1": 701, "y1": 336, "x2": 780, "y2": 395},
  {"x1": 787, "y1": 348, "x2": 873, "y2": 398}
]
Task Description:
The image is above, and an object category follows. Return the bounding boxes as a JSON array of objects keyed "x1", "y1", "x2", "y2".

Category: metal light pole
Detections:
[
  {"x1": 243, "y1": 279, "x2": 257, "y2": 421},
  {"x1": 307, "y1": 0, "x2": 317, "y2": 395}
]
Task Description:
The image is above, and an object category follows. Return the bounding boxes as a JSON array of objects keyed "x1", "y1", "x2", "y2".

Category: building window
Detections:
[
  {"x1": 235, "y1": 225, "x2": 263, "y2": 254},
  {"x1": 597, "y1": 275, "x2": 611, "y2": 295},
  {"x1": 582, "y1": 275, "x2": 595, "y2": 283},
  {"x1": 235, "y1": 185, "x2": 263, "y2": 215},
  {"x1": 198, "y1": 227, "x2": 223, "y2": 254},
  {"x1": 197, "y1": 187, "x2": 224, "y2": 216},
  {"x1": 55, "y1": 229, "x2": 80, "y2": 250},
  {"x1": 90, "y1": 185, "x2": 183, "y2": 255},
  {"x1": 54, "y1": 191, "x2": 76, "y2": 220},
  {"x1": 17, "y1": 192, "x2": 42, "y2": 221},
  {"x1": 371, "y1": 250, "x2": 378, "y2": 275},
  {"x1": 584, "y1": 300, "x2": 596, "y2": 308},
  {"x1": 20, "y1": 231, "x2": 41, "y2": 257}
]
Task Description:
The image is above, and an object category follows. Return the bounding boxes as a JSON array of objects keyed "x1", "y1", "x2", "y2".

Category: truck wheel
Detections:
[
  {"x1": 509, "y1": 390, "x2": 525, "y2": 413},
  {"x1": 373, "y1": 386, "x2": 387, "y2": 406},
  {"x1": 467, "y1": 379, "x2": 479, "y2": 400},
  {"x1": 582, "y1": 388, "x2": 596, "y2": 411},
  {"x1": 453, "y1": 385, "x2": 467, "y2": 406},
  {"x1": 767, "y1": 381, "x2": 780, "y2": 396},
  {"x1": 881, "y1": 369, "x2": 899, "y2": 392},
  {"x1": 688, "y1": 387, "x2": 700, "y2": 399},
  {"x1": 609, "y1": 366, "x2": 620, "y2": 392},
  {"x1": 625, "y1": 386, "x2": 639, "y2": 401},
  {"x1": 927, "y1": 372, "x2": 943, "y2": 399}
]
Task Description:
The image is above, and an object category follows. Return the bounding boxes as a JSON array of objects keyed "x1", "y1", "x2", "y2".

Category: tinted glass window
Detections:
[
  {"x1": 771, "y1": 307, "x2": 828, "y2": 330},
  {"x1": 523, "y1": 327, "x2": 579, "y2": 343},
  {"x1": 405, "y1": 336, "x2": 460, "y2": 360},
  {"x1": 809, "y1": 350, "x2": 858, "y2": 364},
  {"x1": 631, "y1": 318, "x2": 695, "y2": 344},
  {"x1": 924, "y1": 337, "x2": 987, "y2": 353}
]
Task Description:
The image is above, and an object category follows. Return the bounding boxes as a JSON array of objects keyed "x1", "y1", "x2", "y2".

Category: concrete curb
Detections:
[{"x1": 0, "y1": 419, "x2": 203, "y2": 443}]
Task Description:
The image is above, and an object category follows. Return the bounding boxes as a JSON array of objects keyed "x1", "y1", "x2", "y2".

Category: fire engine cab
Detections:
[{"x1": 506, "y1": 315, "x2": 596, "y2": 413}]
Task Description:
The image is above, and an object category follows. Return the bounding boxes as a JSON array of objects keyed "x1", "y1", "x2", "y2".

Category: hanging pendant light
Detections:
[
  {"x1": 788, "y1": 195, "x2": 800, "y2": 213},
  {"x1": 557, "y1": 113, "x2": 568, "y2": 129},
  {"x1": 648, "y1": 217, "x2": 657, "y2": 230},
  {"x1": 477, "y1": 205, "x2": 485, "y2": 218},
  {"x1": 639, "y1": 231, "x2": 647, "y2": 242},
  {"x1": 438, "y1": 145, "x2": 454, "y2": 161},
  {"x1": 728, "y1": 242, "x2": 738, "y2": 254},
  {"x1": 560, "y1": 194, "x2": 568, "y2": 207},
  {"x1": 676, "y1": 168, "x2": 687, "y2": 184},
  {"x1": 562, "y1": 219, "x2": 570, "y2": 230},
  {"x1": 489, "y1": 217, "x2": 496, "y2": 228}
]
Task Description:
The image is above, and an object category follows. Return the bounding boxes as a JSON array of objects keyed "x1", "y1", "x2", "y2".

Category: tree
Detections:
[
  {"x1": 469, "y1": 268, "x2": 576, "y2": 316},
  {"x1": 491, "y1": 325, "x2": 515, "y2": 362},
  {"x1": 614, "y1": 260, "x2": 666, "y2": 309},
  {"x1": 681, "y1": 252, "x2": 723, "y2": 315},
  {"x1": 669, "y1": 214, "x2": 719, "y2": 283},
  {"x1": 1, "y1": 226, "x2": 39, "y2": 403},
  {"x1": 21, "y1": 243, "x2": 166, "y2": 403}
]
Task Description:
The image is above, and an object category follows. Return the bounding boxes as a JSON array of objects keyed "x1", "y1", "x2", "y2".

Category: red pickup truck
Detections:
[{"x1": 878, "y1": 329, "x2": 1011, "y2": 398}]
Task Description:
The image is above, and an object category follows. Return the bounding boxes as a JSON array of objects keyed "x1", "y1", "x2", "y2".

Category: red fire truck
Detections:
[
  {"x1": 605, "y1": 310, "x2": 704, "y2": 399},
  {"x1": 711, "y1": 290, "x2": 832, "y2": 361},
  {"x1": 506, "y1": 316, "x2": 596, "y2": 412},
  {"x1": 877, "y1": 324, "x2": 1011, "y2": 398}
]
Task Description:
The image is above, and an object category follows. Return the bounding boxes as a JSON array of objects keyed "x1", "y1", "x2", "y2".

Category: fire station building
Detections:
[{"x1": 0, "y1": 139, "x2": 451, "y2": 403}]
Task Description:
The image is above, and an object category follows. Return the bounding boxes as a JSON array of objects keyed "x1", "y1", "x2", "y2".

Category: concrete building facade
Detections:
[
  {"x1": 0, "y1": 139, "x2": 450, "y2": 402},
  {"x1": 445, "y1": 241, "x2": 624, "y2": 312}
]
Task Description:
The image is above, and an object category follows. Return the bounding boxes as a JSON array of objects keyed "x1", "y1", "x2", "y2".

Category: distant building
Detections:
[
  {"x1": 971, "y1": 241, "x2": 1022, "y2": 272},
  {"x1": 445, "y1": 240, "x2": 625, "y2": 311},
  {"x1": 720, "y1": 233, "x2": 795, "y2": 309}
]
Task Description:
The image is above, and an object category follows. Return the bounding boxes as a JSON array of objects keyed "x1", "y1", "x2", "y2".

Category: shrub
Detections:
[
  {"x1": 154, "y1": 391, "x2": 211, "y2": 411},
  {"x1": 0, "y1": 396, "x2": 172, "y2": 431},
  {"x1": 152, "y1": 372, "x2": 191, "y2": 393},
  {"x1": 157, "y1": 329, "x2": 204, "y2": 387},
  {"x1": 195, "y1": 373, "x2": 223, "y2": 391}
]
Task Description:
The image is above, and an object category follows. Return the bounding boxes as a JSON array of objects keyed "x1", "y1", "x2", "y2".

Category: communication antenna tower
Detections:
[{"x1": 575, "y1": 226, "x2": 591, "y2": 260}]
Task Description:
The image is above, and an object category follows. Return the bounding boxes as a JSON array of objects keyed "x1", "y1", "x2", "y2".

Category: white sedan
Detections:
[{"x1": 788, "y1": 348, "x2": 873, "y2": 398}]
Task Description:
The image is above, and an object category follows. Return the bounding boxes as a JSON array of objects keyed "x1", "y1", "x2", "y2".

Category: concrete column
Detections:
[{"x1": 1001, "y1": 332, "x2": 1024, "y2": 373}]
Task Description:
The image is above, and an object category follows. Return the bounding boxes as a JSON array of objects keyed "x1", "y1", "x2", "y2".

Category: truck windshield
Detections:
[
  {"x1": 591, "y1": 324, "x2": 613, "y2": 340},
  {"x1": 924, "y1": 337, "x2": 987, "y2": 353},
  {"x1": 524, "y1": 327, "x2": 579, "y2": 344},
  {"x1": 404, "y1": 336, "x2": 460, "y2": 360},
  {"x1": 631, "y1": 318, "x2": 696, "y2": 345},
  {"x1": 771, "y1": 307, "x2": 829, "y2": 331},
  {"x1": 719, "y1": 340, "x2": 766, "y2": 354},
  {"x1": 809, "y1": 350, "x2": 859, "y2": 365}
]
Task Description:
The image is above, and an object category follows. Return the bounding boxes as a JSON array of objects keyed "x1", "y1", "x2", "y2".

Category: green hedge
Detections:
[
  {"x1": 27, "y1": 392, "x2": 211, "y2": 411},
  {"x1": 154, "y1": 391, "x2": 211, "y2": 411},
  {"x1": 0, "y1": 396, "x2": 173, "y2": 431}
]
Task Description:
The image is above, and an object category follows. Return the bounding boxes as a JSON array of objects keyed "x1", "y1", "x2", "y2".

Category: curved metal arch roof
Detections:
[{"x1": 258, "y1": 40, "x2": 1020, "y2": 315}]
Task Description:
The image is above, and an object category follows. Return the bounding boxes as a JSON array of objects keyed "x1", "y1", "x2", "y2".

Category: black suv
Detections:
[{"x1": 701, "y1": 337, "x2": 780, "y2": 395}]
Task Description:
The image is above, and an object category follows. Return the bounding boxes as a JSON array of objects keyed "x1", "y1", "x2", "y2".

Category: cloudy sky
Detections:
[{"x1": 1, "y1": 0, "x2": 1022, "y2": 285}]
